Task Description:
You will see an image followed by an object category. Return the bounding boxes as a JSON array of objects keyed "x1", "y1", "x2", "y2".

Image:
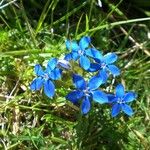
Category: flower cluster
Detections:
[{"x1": 30, "y1": 36, "x2": 137, "y2": 117}]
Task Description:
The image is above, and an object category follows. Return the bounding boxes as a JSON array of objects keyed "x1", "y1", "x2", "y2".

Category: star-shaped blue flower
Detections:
[
  {"x1": 66, "y1": 74, "x2": 108, "y2": 114},
  {"x1": 30, "y1": 58, "x2": 62, "y2": 98},
  {"x1": 108, "y1": 84, "x2": 137, "y2": 117},
  {"x1": 65, "y1": 36, "x2": 102, "y2": 70},
  {"x1": 88, "y1": 52, "x2": 120, "y2": 82}
]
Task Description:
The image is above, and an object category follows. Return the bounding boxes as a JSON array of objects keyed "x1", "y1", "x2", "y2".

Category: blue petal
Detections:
[
  {"x1": 57, "y1": 59, "x2": 71, "y2": 69},
  {"x1": 107, "y1": 65, "x2": 120, "y2": 76},
  {"x1": 111, "y1": 103, "x2": 121, "y2": 117},
  {"x1": 66, "y1": 90, "x2": 84, "y2": 104},
  {"x1": 94, "y1": 57, "x2": 101, "y2": 63},
  {"x1": 72, "y1": 74, "x2": 86, "y2": 90},
  {"x1": 121, "y1": 104, "x2": 134, "y2": 116},
  {"x1": 64, "y1": 53, "x2": 72, "y2": 61},
  {"x1": 65, "y1": 40, "x2": 80, "y2": 51},
  {"x1": 88, "y1": 75, "x2": 103, "y2": 90},
  {"x1": 49, "y1": 68, "x2": 62, "y2": 80},
  {"x1": 104, "y1": 53, "x2": 118, "y2": 64},
  {"x1": 124, "y1": 92, "x2": 137, "y2": 102},
  {"x1": 81, "y1": 97, "x2": 91, "y2": 114},
  {"x1": 85, "y1": 48, "x2": 103, "y2": 59},
  {"x1": 107, "y1": 94, "x2": 116, "y2": 103},
  {"x1": 34, "y1": 64, "x2": 44, "y2": 76},
  {"x1": 44, "y1": 80, "x2": 55, "y2": 98},
  {"x1": 71, "y1": 51, "x2": 79, "y2": 61},
  {"x1": 116, "y1": 84, "x2": 125, "y2": 98},
  {"x1": 79, "y1": 55, "x2": 90, "y2": 70},
  {"x1": 79, "y1": 36, "x2": 91, "y2": 50},
  {"x1": 98, "y1": 69, "x2": 108, "y2": 83},
  {"x1": 87, "y1": 63, "x2": 101, "y2": 72},
  {"x1": 47, "y1": 58, "x2": 57, "y2": 72},
  {"x1": 92, "y1": 90, "x2": 108, "y2": 104},
  {"x1": 30, "y1": 77, "x2": 43, "y2": 91}
]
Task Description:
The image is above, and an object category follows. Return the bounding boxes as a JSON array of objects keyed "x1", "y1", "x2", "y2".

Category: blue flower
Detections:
[
  {"x1": 65, "y1": 36, "x2": 102, "y2": 70},
  {"x1": 98, "y1": 52, "x2": 120, "y2": 77},
  {"x1": 30, "y1": 58, "x2": 62, "y2": 98},
  {"x1": 66, "y1": 74, "x2": 108, "y2": 114},
  {"x1": 87, "y1": 52, "x2": 120, "y2": 83},
  {"x1": 108, "y1": 84, "x2": 137, "y2": 117}
]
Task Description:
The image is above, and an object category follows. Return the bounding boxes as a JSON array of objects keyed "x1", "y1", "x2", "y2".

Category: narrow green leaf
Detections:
[
  {"x1": 75, "y1": 14, "x2": 83, "y2": 38},
  {"x1": 85, "y1": 14, "x2": 89, "y2": 33}
]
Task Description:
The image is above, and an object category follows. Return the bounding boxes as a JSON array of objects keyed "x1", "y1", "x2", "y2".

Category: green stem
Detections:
[
  {"x1": 77, "y1": 17, "x2": 150, "y2": 38},
  {"x1": 0, "y1": 49, "x2": 65, "y2": 57}
]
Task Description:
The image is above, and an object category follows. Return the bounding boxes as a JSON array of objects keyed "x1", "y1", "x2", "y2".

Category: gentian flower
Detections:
[
  {"x1": 88, "y1": 52, "x2": 120, "y2": 82},
  {"x1": 30, "y1": 58, "x2": 62, "y2": 98},
  {"x1": 108, "y1": 84, "x2": 137, "y2": 117},
  {"x1": 66, "y1": 74, "x2": 108, "y2": 114},
  {"x1": 98, "y1": 52, "x2": 120, "y2": 78},
  {"x1": 65, "y1": 36, "x2": 102, "y2": 70}
]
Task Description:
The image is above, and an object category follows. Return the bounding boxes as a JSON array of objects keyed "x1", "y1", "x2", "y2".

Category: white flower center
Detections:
[
  {"x1": 101, "y1": 62, "x2": 106, "y2": 68},
  {"x1": 43, "y1": 73, "x2": 49, "y2": 80},
  {"x1": 78, "y1": 50, "x2": 84, "y2": 56},
  {"x1": 117, "y1": 98, "x2": 125, "y2": 104},
  {"x1": 83, "y1": 87, "x2": 91, "y2": 96}
]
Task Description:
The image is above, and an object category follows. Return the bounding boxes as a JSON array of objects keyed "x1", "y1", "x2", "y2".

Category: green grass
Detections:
[{"x1": 0, "y1": 0, "x2": 150, "y2": 149}]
